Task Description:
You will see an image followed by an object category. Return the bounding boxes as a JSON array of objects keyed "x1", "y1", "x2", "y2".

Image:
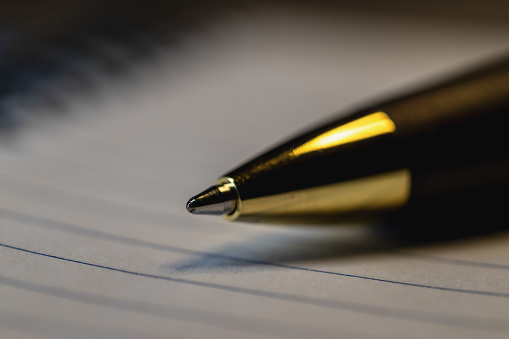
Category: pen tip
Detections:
[
  {"x1": 186, "y1": 199, "x2": 196, "y2": 214},
  {"x1": 185, "y1": 182, "x2": 238, "y2": 216}
]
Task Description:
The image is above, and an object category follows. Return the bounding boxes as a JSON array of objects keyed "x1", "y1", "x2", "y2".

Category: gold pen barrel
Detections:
[
  {"x1": 219, "y1": 112, "x2": 411, "y2": 223},
  {"x1": 220, "y1": 111, "x2": 411, "y2": 223},
  {"x1": 221, "y1": 169, "x2": 411, "y2": 223}
]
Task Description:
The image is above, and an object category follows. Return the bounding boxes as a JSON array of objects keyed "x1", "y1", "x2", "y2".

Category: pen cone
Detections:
[{"x1": 186, "y1": 182, "x2": 237, "y2": 216}]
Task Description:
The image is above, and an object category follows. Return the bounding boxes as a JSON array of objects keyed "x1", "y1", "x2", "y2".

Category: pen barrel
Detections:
[
  {"x1": 382, "y1": 56, "x2": 509, "y2": 136},
  {"x1": 381, "y1": 56, "x2": 509, "y2": 201},
  {"x1": 222, "y1": 56, "x2": 509, "y2": 223}
]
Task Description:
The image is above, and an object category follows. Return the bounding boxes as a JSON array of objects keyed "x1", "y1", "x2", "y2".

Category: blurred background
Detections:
[
  {"x1": 2, "y1": 0, "x2": 509, "y2": 130},
  {"x1": 2, "y1": 0, "x2": 509, "y2": 197}
]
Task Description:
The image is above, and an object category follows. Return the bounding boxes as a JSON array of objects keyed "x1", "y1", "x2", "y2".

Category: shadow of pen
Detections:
[{"x1": 168, "y1": 183, "x2": 508, "y2": 273}]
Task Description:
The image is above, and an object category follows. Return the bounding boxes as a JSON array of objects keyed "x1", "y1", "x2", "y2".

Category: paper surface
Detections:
[{"x1": 1, "y1": 4, "x2": 509, "y2": 338}]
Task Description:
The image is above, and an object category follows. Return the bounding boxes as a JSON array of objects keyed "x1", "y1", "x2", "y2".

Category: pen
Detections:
[{"x1": 186, "y1": 55, "x2": 509, "y2": 224}]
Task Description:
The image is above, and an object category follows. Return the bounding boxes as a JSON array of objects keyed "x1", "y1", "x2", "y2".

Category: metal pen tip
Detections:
[
  {"x1": 186, "y1": 199, "x2": 196, "y2": 214},
  {"x1": 186, "y1": 181, "x2": 238, "y2": 216}
]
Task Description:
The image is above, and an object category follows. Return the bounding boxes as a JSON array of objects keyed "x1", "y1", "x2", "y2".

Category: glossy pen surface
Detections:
[{"x1": 187, "y1": 56, "x2": 509, "y2": 224}]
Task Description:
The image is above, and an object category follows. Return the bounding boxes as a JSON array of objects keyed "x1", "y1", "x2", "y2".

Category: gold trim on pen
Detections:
[
  {"x1": 216, "y1": 111, "x2": 411, "y2": 223},
  {"x1": 292, "y1": 112, "x2": 396, "y2": 156},
  {"x1": 223, "y1": 169, "x2": 411, "y2": 222}
]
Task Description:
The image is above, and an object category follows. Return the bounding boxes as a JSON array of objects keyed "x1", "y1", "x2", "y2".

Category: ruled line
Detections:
[
  {"x1": 1, "y1": 206, "x2": 508, "y2": 299},
  {"x1": 1, "y1": 242, "x2": 508, "y2": 332},
  {"x1": 1, "y1": 174, "x2": 508, "y2": 272},
  {"x1": 398, "y1": 252, "x2": 509, "y2": 270}
]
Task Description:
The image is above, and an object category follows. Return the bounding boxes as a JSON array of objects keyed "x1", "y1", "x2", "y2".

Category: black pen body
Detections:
[{"x1": 218, "y1": 56, "x2": 509, "y2": 224}]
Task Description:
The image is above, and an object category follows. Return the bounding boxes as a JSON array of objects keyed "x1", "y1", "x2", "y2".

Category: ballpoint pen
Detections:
[{"x1": 186, "y1": 55, "x2": 509, "y2": 224}]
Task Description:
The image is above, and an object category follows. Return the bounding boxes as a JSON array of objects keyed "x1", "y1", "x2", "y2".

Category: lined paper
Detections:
[{"x1": 1, "y1": 4, "x2": 509, "y2": 338}]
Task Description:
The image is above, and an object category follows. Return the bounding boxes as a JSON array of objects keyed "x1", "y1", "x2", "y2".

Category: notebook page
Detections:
[{"x1": 1, "y1": 3, "x2": 509, "y2": 339}]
